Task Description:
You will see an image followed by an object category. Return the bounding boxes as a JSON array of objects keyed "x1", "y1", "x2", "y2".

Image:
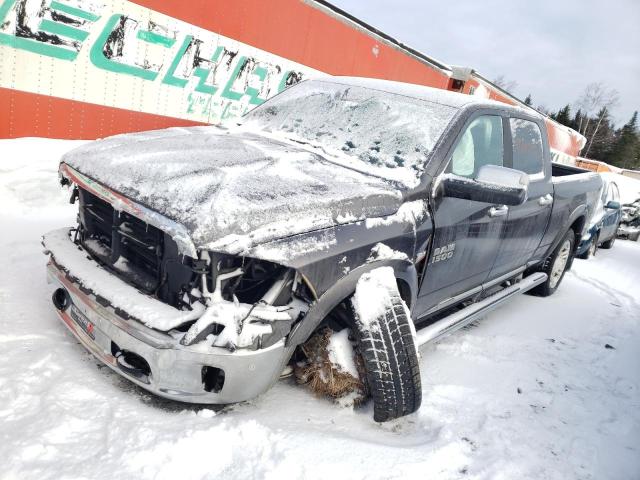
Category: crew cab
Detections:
[{"x1": 43, "y1": 77, "x2": 602, "y2": 422}]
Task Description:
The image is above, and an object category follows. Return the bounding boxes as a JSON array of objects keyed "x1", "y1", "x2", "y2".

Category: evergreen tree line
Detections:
[
  {"x1": 530, "y1": 83, "x2": 638, "y2": 169},
  {"x1": 550, "y1": 105, "x2": 639, "y2": 169}
]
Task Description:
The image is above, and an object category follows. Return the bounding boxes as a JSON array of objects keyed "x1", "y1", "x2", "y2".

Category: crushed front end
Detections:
[{"x1": 43, "y1": 165, "x2": 313, "y2": 403}]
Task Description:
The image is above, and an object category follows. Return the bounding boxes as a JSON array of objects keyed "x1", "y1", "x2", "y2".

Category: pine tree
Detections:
[
  {"x1": 524, "y1": 94, "x2": 533, "y2": 106},
  {"x1": 609, "y1": 111, "x2": 639, "y2": 169},
  {"x1": 555, "y1": 104, "x2": 572, "y2": 127},
  {"x1": 584, "y1": 107, "x2": 616, "y2": 160},
  {"x1": 571, "y1": 109, "x2": 583, "y2": 131}
]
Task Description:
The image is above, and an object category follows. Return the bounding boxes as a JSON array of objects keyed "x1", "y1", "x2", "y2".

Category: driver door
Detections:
[
  {"x1": 416, "y1": 113, "x2": 508, "y2": 318},
  {"x1": 489, "y1": 117, "x2": 553, "y2": 278}
]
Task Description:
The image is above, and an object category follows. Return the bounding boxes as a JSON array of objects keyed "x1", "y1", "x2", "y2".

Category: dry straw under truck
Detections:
[{"x1": 43, "y1": 78, "x2": 602, "y2": 422}]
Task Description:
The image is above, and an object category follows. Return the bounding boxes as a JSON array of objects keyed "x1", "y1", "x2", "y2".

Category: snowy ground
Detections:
[{"x1": 1, "y1": 138, "x2": 639, "y2": 480}]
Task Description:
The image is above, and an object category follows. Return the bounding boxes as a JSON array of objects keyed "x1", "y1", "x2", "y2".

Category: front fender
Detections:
[{"x1": 287, "y1": 259, "x2": 417, "y2": 346}]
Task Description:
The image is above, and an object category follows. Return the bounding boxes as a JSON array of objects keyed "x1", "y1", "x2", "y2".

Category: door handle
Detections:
[
  {"x1": 539, "y1": 194, "x2": 553, "y2": 206},
  {"x1": 489, "y1": 205, "x2": 509, "y2": 217}
]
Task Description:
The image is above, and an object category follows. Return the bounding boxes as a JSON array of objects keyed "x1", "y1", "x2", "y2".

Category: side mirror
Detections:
[
  {"x1": 605, "y1": 201, "x2": 621, "y2": 210},
  {"x1": 441, "y1": 165, "x2": 529, "y2": 206}
]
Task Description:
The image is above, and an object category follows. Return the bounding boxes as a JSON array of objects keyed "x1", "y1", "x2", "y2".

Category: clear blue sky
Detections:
[{"x1": 330, "y1": 0, "x2": 639, "y2": 126}]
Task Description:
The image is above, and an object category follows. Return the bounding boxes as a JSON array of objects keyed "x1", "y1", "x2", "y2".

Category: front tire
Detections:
[
  {"x1": 530, "y1": 229, "x2": 575, "y2": 297},
  {"x1": 351, "y1": 268, "x2": 421, "y2": 422}
]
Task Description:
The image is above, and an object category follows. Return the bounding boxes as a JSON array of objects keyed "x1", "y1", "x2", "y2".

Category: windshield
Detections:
[{"x1": 242, "y1": 80, "x2": 459, "y2": 187}]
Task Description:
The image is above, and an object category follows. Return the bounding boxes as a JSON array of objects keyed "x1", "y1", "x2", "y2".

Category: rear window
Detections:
[{"x1": 510, "y1": 118, "x2": 544, "y2": 176}]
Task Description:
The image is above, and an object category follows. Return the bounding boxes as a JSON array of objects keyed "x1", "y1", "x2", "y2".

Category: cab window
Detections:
[
  {"x1": 510, "y1": 118, "x2": 544, "y2": 175},
  {"x1": 448, "y1": 115, "x2": 503, "y2": 178},
  {"x1": 609, "y1": 183, "x2": 620, "y2": 202}
]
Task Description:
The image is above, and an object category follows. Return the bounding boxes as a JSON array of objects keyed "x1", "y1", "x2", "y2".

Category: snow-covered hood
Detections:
[{"x1": 62, "y1": 126, "x2": 404, "y2": 254}]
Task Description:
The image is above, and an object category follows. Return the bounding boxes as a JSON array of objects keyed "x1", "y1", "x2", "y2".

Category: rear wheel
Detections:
[
  {"x1": 530, "y1": 229, "x2": 575, "y2": 297},
  {"x1": 351, "y1": 268, "x2": 421, "y2": 422},
  {"x1": 600, "y1": 234, "x2": 615, "y2": 249},
  {"x1": 578, "y1": 234, "x2": 598, "y2": 259}
]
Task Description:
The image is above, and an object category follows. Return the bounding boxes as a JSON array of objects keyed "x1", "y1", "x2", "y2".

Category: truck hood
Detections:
[{"x1": 62, "y1": 126, "x2": 404, "y2": 254}]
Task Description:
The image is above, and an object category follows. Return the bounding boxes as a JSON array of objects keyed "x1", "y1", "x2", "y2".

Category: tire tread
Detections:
[{"x1": 353, "y1": 285, "x2": 421, "y2": 422}]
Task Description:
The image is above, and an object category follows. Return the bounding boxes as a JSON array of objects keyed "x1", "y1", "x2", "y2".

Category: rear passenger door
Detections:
[{"x1": 488, "y1": 117, "x2": 553, "y2": 279}]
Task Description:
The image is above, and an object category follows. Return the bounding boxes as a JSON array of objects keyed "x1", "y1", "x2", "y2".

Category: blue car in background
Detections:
[{"x1": 577, "y1": 177, "x2": 622, "y2": 259}]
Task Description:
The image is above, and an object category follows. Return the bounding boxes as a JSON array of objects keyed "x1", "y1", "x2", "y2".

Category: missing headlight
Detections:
[{"x1": 177, "y1": 253, "x2": 313, "y2": 350}]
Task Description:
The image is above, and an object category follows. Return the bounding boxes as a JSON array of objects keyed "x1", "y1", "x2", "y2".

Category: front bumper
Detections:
[{"x1": 45, "y1": 239, "x2": 293, "y2": 404}]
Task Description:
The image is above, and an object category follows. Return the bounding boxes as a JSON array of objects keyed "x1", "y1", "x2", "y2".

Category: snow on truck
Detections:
[{"x1": 43, "y1": 77, "x2": 602, "y2": 422}]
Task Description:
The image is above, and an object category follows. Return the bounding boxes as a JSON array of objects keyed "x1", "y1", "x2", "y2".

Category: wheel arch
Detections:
[
  {"x1": 562, "y1": 209, "x2": 587, "y2": 270},
  {"x1": 287, "y1": 259, "x2": 418, "y2": 346},
  {"x1": 546, "y1": 205, "x2": 587, "y2": 260},
  {"x1": 569, "y1": 214, "x2": 587, "y2": 247}
]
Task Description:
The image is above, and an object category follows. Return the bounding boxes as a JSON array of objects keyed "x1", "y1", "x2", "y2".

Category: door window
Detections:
[
  {"x1": 510, "y1": 118, "x2": 544, "y2": 175},
  {"x1": 601, "y1": 184, "x2": 609, "y2": 204},
  {"x1": 609, "y1": 183, "x2": 620, "y2": 202},
  {"x1": 448, "y1": 115, "x2": 504, "y2": 177}
]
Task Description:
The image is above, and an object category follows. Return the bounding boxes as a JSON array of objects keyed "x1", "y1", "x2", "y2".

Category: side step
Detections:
[{"x1": 416, "y1": 272, "x2": 547, "y2": 347}]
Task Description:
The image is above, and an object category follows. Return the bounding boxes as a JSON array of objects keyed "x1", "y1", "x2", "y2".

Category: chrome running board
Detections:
[{"x1": 416, "y1": 272, "x2": 548, "y2": 347}]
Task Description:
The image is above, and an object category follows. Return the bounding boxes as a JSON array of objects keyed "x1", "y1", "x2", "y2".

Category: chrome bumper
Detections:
[{"x1": 47, "y1": 260, "x2": 293, "y2": 404}]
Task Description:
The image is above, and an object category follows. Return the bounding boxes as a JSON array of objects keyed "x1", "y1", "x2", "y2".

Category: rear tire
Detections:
[
  {"x1": 578, "y1": 234, "x2": 598, "y2": 259},
  {"x1": 600, "y1": 235, "x2": 615, "y2": 249},
  {"x1": 351, "y1": 269, "x2": 421, "y2": 422},
  {"x1": 530, "y1": 229, "x2": 575, "y2": 297}
]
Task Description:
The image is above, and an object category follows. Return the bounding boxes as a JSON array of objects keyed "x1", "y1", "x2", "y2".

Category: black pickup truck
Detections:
[{"x1": 44, "y1": 77, "x2": 602, "y2": 422}]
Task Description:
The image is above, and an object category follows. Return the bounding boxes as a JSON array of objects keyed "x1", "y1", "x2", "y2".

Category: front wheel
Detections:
[
  {"x1": 351, "y1": 267, "x2": 421, "y2": 422},
  {"x1": 530, "y1": 229, "x2": 575, "y2": 297}
]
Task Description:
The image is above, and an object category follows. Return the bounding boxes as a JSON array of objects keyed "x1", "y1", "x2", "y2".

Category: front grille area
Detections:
[{"x1": 77, "y1": 188, "x2": 195, "y2": 308}]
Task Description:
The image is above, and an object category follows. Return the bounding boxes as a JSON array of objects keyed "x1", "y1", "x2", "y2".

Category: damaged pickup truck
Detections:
[{"x1": 44, "y1": 77, "x2": 602, "y2": 422}]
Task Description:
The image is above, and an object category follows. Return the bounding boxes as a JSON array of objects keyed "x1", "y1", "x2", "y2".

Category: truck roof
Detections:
[{"x1": 325, "y1": 76, "x2": 537, "y2": 115}]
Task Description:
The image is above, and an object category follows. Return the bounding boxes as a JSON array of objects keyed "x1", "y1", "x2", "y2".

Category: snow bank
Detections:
[{"x1": 0, "y1": 138, "x2": 87, "y2": 218}]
